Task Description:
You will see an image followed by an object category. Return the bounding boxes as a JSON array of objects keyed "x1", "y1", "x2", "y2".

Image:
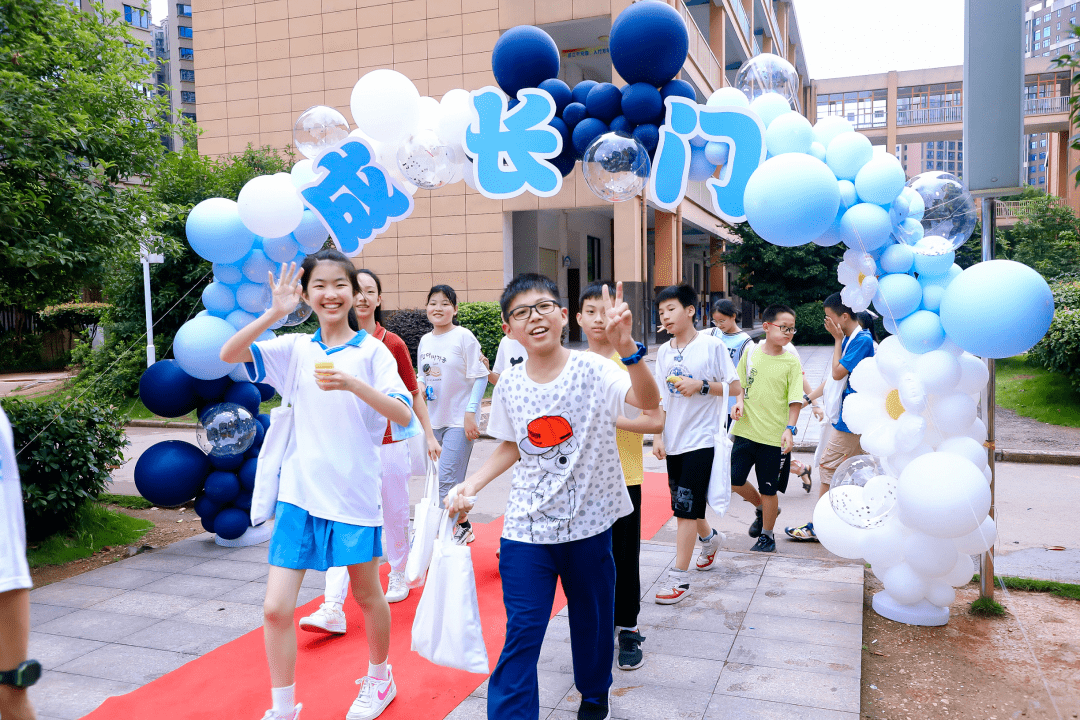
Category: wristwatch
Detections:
[
  {"x1": 0, "y1": 660, "x2": 41, "y2": 688},
  {"x1": 700, "y1": 379, "x2": 710, "y2": 396},
  {"x1": 803, "y1": 393, "x2": 812, "y2": 405},
  {"x1": 786, "y1": 425, "x2": 798, "y2": 436}
]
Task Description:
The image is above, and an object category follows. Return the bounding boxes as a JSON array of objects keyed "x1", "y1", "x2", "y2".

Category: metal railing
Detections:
[
  {"x1": 994, "y1": 196, "x2": 1067, "y2": 220},
  {"x1": 1023, "y1": 95, "x2": 1070, "y2": 115},
  {"x1": 896, "y1": 106, "x2": 963, "y2": 126},
  {"x1": 733, "y1": 0, "x2": 751, "y2": 41},
  {"x1": 668, "y1": 0, "x2": 724, "y2": 92},
  {"x1": 752, "y1": 36, "x2": 761, "y2": 56}
]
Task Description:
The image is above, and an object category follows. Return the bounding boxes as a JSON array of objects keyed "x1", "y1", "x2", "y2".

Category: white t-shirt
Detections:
[
  {"x1": 1, "y1": 408, "x2": 31, "y2": 592},
  {"x1": 248, "y1": 330, "x2": 409, "y2": 526},
  {"x1": 654, "y1": 333, "x2": 739, "y2": 455},
  {"x1": 488, "y1": 351, "x2": 634, "y2": 544},
  {"x1": 492, "y1": 336, "x2": 528, "y2": 375},
  {"x1": 417, "y1": 326, "x2": 488, "y2": 429}
]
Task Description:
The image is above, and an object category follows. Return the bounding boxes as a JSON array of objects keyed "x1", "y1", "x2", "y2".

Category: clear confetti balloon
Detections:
[
  {"x1": 735, "y1": 53, "x2": 799, "y2": 105},
  {"x1": 293, "y1": 106, "x2": 351, "y2": 160},
  {"x1": 196, "y1": 402, "x2": 258, "y2": 457},
  {"x1": 903, "y1": 172, "x2": 977, "y2": 255},
  {"x1": 397, "y1": 129, "x2": 457, "y2": 190},
  {"x1": 582, "y1": 133, "x2": 651, "y2": 202},
  {"x1": 829, "y1": 454, "x2": 896, "y2": 529},
  {"x1": 275, "y1": 300, "x2": 313, "y2": 328}
]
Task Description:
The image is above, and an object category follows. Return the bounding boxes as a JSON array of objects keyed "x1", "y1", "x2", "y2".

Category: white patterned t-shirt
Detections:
[{"x1": 487, "y1": 350, "x2": 634, "y2": 544}]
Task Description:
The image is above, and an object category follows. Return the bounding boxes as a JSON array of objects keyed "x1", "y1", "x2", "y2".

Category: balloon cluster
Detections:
[{"x1": 134, "y1": 360, "x2": 274, "y2": 541}]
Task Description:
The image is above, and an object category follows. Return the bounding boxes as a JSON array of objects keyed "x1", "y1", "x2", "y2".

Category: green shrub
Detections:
[
  {"x1": 70, "y1": 336, "x2": 148, "y2": 405},
  {"x1": 794, "y1": 302, "x2": 832, "y2": 344},
  {"x1": 1029, "y1": 306, "x2": 1080, "y2": 392},
  {"x1": 2, "y1": 397, "x2": 128, "y2": 540},
  {"x1": 458, "y1": 302, "x2": 503, "y2": 363},
  {"x1": 384, "y1": 309, "x2": 431, "y2": 367}
]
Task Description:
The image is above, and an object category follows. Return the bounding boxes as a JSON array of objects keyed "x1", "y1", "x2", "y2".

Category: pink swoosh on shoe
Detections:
[{"x1": 378, "y1": 684, "x2": 392, "y2": 701}]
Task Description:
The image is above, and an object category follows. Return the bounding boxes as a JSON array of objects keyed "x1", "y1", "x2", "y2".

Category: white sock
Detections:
[
  {"x1": 271, "y1": 684, "x2": 295, "y2": 712},
  {"x1": 369, "y1": 660, "x2": 388, "y2": 681},
  {"x1": 615, "y1": 625, "x2": 639, "y2": 633}
]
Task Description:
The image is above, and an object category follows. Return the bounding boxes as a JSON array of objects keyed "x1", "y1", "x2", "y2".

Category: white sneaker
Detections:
[
  {"x1": 695, "y1": 530, "x2": 723, "y2": 571},
  {"x1": 654, "y1": 570, "x2": 691, "y2": 605},
  {"x1": 260, "y1": 703, "x2": 302, "y2": 720},
  {"x1": 298, "y1": 602, "x2": 346, "y2": 634},
  {"x1": 452, "y1": 523, "x2": 475, "y2": 545},
  {"x1": 385, "y1": 571, "x2": 409, "y2": 603},
  {"x1": 346, "y1": 667, "x2": 396, "y2": 720}
]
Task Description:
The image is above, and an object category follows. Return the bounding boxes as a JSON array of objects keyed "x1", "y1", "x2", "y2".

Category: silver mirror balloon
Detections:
[
  {"x1": 397, "y1": 129, "x2": 457, "y2": 189},
  {"x1": 902, "y1": 172, "x2": 977, "y2": 255},
  {"x1": 293, "y1": 106, "x2": 351, "y2": 160},
  {"x1": 735, "y1": 53, "x2": 799, "y2": 105},
  {"x1": 197, "y1": 403, "x2": 258, "y2": 457},
  {"x1": 829, "y1": 454, "x2": 896, "y2": 529},
  {"x1": 582, "y1": 133, "x2": 651, "y2": 203}
]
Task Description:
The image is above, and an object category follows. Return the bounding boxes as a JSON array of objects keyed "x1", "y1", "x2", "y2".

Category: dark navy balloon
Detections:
[
  {"x1": 223, "y1": 381, "x2": 262, "y2": 416},
  {"x1": 571, "y1": 80, "x2": 598, "y2": 106},
  {"x1": 538, "y1": 78, "x2": 573, "y2": 114},
  {"x1": 572, "y1": 118, "x2": 609, "y2": 159},
  {"x1": 633, "y1": 124, "x2": 660, "y2": 155},
  {"x1": 660, "y1": 79, "x2": 697, "y2": 102},
  {"x1": 585, "y1": 83, "x2": 623, "y2": 123},
  {"x1": 610, "y1": 1, "x2": 688, "y2": 87},
  {"x1": 491, "y1": 26, "x2": 560, "y2": 97},
  {"x1": 133, "y1": 440, "x2": 210, "y2": 508},
  {"x1": 562, "y1": 102, "x2": 588, "y2": 129},
  {"x1": 621, "y1": 82, "x2": 664, "y2": 125},
  {"x1": 214, "y1": 507, "x2": 251, "y2": 540},
  {"x1": 610, "y1": 115, "x2": 633, "y2": 136}
]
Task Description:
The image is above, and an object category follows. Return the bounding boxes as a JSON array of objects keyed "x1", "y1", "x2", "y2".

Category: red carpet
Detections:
[{"x1": 87, "y1": 473, "x2": 672, "y2": 720}]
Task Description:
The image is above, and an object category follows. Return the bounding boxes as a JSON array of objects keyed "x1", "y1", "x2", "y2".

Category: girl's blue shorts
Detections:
[{"x1": 268, "y1": 501, "x2": 382, "y2": 571}]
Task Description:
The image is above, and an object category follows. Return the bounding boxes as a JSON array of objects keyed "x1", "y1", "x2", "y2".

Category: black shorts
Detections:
[
  {"x1": 730, "y1": 436, "x2": 783, "y2": 497},
  {"x1": 665, "y1": 447, "x2": 713, "y2": 520}
]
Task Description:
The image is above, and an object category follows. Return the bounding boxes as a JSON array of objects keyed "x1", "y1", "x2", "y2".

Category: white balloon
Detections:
[
  {"x1": 236, "y1": 175, "x2": 304, "y2": 238},
  {"x1": 437, "y1": 88, "x2": 474, "y2": 151},
  {"x1": 707, "y1": 86, "x2": 750, "y2": 108},
  {"x1": 885, "y1": 443, "x2": 932, "y2": 476},
  {"x1": 938, "y1": 337, "x2": 966, "y2": 357},
  {"x1": 966, "y1": 417, "x2": 988, "y2": 442},
  {"x1": 914, "y1": 350, "x2": 962, "y2": 395},
  {"x1": 925, "y1": 581, "x2": 956, "y2": 608},
  {"x1": 290, "y1": 159, "x2": 317, "y2": 188},
  {"x1": 894, "y1": 412, "x2": 927, "y2": 453},
  {"x1": 897, "y1": 372, "x2": 927, "y2": 414},
  {"x1": 862, "y1": 518, "x2": 904, "y2": 570},
  {"x1": 897, "y1": 452, "x2": 991, "y2": 538},
  {"x1": 953, "y1": 516, "x2": 997, "y2": 554},
  {"x1": 882, "y1": 563, "x2": 927, "y2": 604},
  {"x1": 813, "y1": 494, "x2": 867, "y2": 559},
  {"x1": 983, "y1": 465, "x2": 993, "y2": 484},
  {"x1": 943, "y1": 552, "x2": 976, "y2": 587},
  {"x1": 876, "y1": 336, "x2": 916, "y2": 387},
  {"x1": 416, "y1": 96, "x2": 441, "y2": 131},
  {"x1": 957, "y1": 353, "x2": 990, "y2": 395},
  {"x1": 350, "y1": 69, "x2": 420, "y2": 145},
  {"x1": 903, "y1": 532, "x2": 959, "y2": 577},
  {"x1": 926, "y1": 392, "x2": 977, "y2": 439},
  {"x1": 937, "y1": 436, "x2": 988, "y2": 469}
]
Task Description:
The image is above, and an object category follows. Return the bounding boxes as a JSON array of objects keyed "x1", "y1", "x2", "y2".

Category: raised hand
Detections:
[
  {"x1": 601, "y1": 281, "x2": 635, "y2": 354},
  {"x1": 269, "y1": 262, "x2": 303, "y2": 319}
]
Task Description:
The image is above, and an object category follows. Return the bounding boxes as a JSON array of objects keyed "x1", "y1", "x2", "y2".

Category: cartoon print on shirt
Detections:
[
  {"x1": 664, "y1": 364, "x2": 692, "y2": 394},
  {"x1": 518, "y1": 414, "x2": 579, "y2": 542},
  {"x1": 509, "y1": 355, "x2": 525, "y2": 367},
  {"x1": 421, "y1": 362, "x2": 442, "y2": 401}
]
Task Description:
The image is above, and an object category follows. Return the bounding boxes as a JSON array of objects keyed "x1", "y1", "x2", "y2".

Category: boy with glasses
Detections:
[{"x1": 729, "y1": 304, "x2": 804, "y2": 552}]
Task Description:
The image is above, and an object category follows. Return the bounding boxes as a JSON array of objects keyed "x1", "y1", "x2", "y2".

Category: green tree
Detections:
[
  {"x1": 1007, "y1": 194, "x2": 1080, "y2": 279},
  {"x1": 0, "y1": 0, "x2": 170, "y2": 310}
]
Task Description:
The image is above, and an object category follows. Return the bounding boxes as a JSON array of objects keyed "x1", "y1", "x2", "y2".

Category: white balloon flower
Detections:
[
  {"x1": 837, "y1": 249, "x2": 879, "y2": 312},
  {"x1": 844, "y1": 355, "x2": 928, "y2": 458}
]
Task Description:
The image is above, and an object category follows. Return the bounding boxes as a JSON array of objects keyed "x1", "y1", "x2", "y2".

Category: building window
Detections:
[
  {"x1": 124, "y1": 4, "x2": 150, "y2": 28},
  {"x1": 180, "y1": 68, "x2": 195, "y2": 82},
  {"x1": 181, "y1": 90, "x2": 196, "y2": 104},
  {"x1": 177, "y1": 3, "x2": 192, "y2": 16},
  {"x1": 179, "y1": 47, "x2": 193, "y2": 60},
  {"x1": 1036, "y1": 29, "x2": 1042, "y2": 39},
  {"x1": 1045, "y1": 13, "x2": 1051, "y2": 21},
  {"x1": 936, "y1": 161, "x2": 943, "y2": 170},
  {"x1": 1040, "y1": 151, "x2": 1047, "y2": 159},
  {"x1": 178, "y1": 26, "x2": 193, "y2": 38},
  {"x1": 1039, "y1": 176, "x2": 1046, "y2": 183},
  {"x1": 815, "y1": 89, "x2": 888, "y2": 129},
  {"x1": 182, "y1": 112, "x2": 196, "y2": 122},
  {"x1": 1030, "y1": 154, "x2": 1037, "y2": 162}
]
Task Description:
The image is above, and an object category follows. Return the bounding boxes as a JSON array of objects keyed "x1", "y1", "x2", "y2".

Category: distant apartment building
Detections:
[
  {"x1": 1024, "y1": 1, "x2": 1076, "y2": 188},
  {"x1": 152, "y1": 4, "x2": 197, "y2": 151}
]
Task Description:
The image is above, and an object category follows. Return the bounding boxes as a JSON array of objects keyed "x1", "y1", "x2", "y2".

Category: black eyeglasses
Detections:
[
  {"x1": 766, "y1": 322, "x2": 796, "y2": 335},
  {"x1": 508, "y1": 300, "x2": 560, "y2": 322}
]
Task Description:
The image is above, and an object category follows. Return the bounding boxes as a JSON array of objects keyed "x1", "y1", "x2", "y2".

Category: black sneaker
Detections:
[
  {"x1": 617, "y1": 629, "x2": 646, "y2": 670},
  {"x1": 748, "y1": 507, "x2": 779, "y2": 538},
  {"x1": 577, "y1": 695, "x2": 611, "y2": 720},
  {"x1": 750, "y1": 534, "x2": 776, "y2": 552}
]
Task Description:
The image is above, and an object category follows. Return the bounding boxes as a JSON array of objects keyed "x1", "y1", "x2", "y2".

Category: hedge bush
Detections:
[
  {"x1": 1028, "y1": 278, "x2": 1080, "y2": 391},
  {"x1": 384, "y1": 309, "x2": 432, "y2": 368},
  {"x1": 385, "y1": 302, "x2": 505, "y2": 368},
  {"x1": 794, "y1": 302, "x2": 831, "y2": 344},
  {"x1": 2, "y1": 397, "x2": 128, "y2": 540}
]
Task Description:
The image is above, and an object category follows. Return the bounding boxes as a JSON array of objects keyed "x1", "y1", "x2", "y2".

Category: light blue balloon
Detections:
[
  {"x1": 749, "y1": 92, "x2": 792, "y2": 128},
  {"x1": 892, "y1": 217, "x2": 924, "y2": 246},
  {"x1": 946, "y1": 263, "x2": 962, "y2": 282},
  {"x1": 227, "y1": 309, "x2": 258, "y2": 331},
  {"x1": 688, "y1": 134, "x2": 708, "y2": 148},
  {"x1": 826, "y1": 131, "x2": 874, "y2": 181},
  {"x1": 854, "y1": 153, "x2": 906, "y2": 205},
  {"x1": 186, "y1": 198, "x2": 257, "y2": 264},
  {"x1": 293, "y1": 210, "x2": 330, "y2": 253},
  {"x1": 743, "y1": 154, "x2": 841, "y2": 247},
  {"x1": 213, "y1": 262, "x2": 244, "y2": 285},
  {"x1": 703, "y1": 141, "x2": 729, "y2": 166},
  {"x1": 257, "y1": 329, "x2": 276, "y2": 342},
  {"x1": 889, "y1": 186, "x2": 921, "y2": 225},
  {"x1": 242, "y1": 249, "x2": 275, "y2": 284},
  {"x1": 873, "y1": 272, "x2": 923, "y2": 321},
  {"x1": 808, "y1": 142, "x2": 826, "y2": 162},
  {"x1": 687, "y1": 144, "x2": 717, "y2": 181},
  {"x1": 939, "y1": 260, "x2": 1055, "y2": 358},
  {"x1": 880, "y1": 243, "x2": 915, "y2": 274},
  {"x1": 764, "y1": 112, "x2": 813, "y2": 156},
  {"x1": 228, "y1": 364, "x2": 252, "y2": 382},
  {"x1": 838, "y1": 179, "x2": 858, "y2": 209},
  {"x1": 196, "y1": 309, "x2": 210, "y2": 318},
  {"x1": 236, "y1": 282, "x2": 271, "y2": 314},
  {"x1": 912, "y1": 243, "x2": 955, "y2": 277},
  {"x1": 201, "y1": 282, "x2": 236, "y2": 315},
  {"x1": 262, "y1": 234, "x2": 301, "y2": 263},
  {"x1": 813, "y1": 115, "x2": 854, "y2": 148},
  {"x1": 920, "y1": 283, "x2": 945, "y2": 312},
  {"x1": 840, "y1": 203, "x2": 893, "y2": 252},
  {"x1": 897, "y1": 309, "x2": 945, "y2": 354},
  {"x1": 883, "y1": 314, "x2": 898, "y2": 335},
  {"x1": 173, "y1": 315, "x2": 238, "y2": 381},
  {"x1": 814, "y1": 209, "x2": 845, "y2": 247}
]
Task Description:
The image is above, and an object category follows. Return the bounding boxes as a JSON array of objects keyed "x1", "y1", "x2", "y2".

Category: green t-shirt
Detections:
[{"x1": 733, "y1": 346, "x2": 804, "y2": 448}]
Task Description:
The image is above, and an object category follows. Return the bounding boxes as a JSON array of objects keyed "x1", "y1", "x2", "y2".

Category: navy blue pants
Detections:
[{"x1": 488, "y1": 529, "x2": 615, "y2": 720}]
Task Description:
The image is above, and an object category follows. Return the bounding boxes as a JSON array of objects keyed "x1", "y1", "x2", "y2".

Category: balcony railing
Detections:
[
  {"x1": 667, "y1": 0, "x2": 724, "y2": 92},
  {"x1": 994, "y1": 196, "x2": 1066, "y2": 220},
  {"x1": 897, "y1": 106, "x2": 963, "y2": 126},
  {"x1": 752, "y1": 36, "x2": 761, "y2": 56},
  {"x1": 1024, "y1": 95, "x2": 1071, "y2": 115},
  {"x1": 733, "y1": 1, "x2": 751, "y2": 41}
]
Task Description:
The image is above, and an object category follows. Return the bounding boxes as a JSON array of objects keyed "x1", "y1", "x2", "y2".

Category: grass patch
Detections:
[
  {"x1": 969, "y1": 596, "x2": 1006, "y2": 616},
  {"x1": 974, "y1": 573, "x2": 1080, "y2": 602},
  {"x1": 26, "y1": 503, "x2": 153, "y2": 567},
  {"x1": 98, "y1": 493, "x2": 153, "y2": 510},
  {"x1": 996, "y1": 356, "x2": 1080, "y2": 427}
]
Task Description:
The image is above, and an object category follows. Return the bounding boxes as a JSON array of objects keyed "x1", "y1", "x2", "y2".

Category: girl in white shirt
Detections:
[
  {"x1": 417, "y1": 284, "x2": 488, "y2": 544},
  {"x1": 220, "y1": 249, "x2": 412, "y2": 720}
]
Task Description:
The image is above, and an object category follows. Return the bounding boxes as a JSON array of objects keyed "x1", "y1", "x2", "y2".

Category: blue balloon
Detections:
[
  {"x1": 226, "y1": 308, "x2": 258, "y2": 331},
  {"x1": 538, "y1": 78, "x2": 572, "y2": 114},
  {"x1": 913, "y1": 243, "x2": 956, "y2": 278},
  {"x1": 837, "y1": 180, "x2": 858, "y2": 209},
  {"x1": 241, "y1": 249, "x2": 275, "y2": 284},
  {"x1": 214, "y1": 507, "x2": 251, "y2": 540},
  {"x1": 840, "y1": 203, "x2": 893, "y2": 252},
  {"x1": 234, "y1": 492, "x2": 253, "y2": 512},
  {"x1": 585, "y1": 83, "x2": 623, "y2": 123},
  {"x1": 213, "y1": 261, "x2": 244, "y2": 285},
  {"x1": 201, "y1": 282, "x2": 236, "y2": 316},
  {"x1": 255, "y1": 384, "x2": 276, "y2": 402},
  {"x1": 292, "y1": 210, "x2": 329, "y2": 253},
  {"x1": 813, "y1": 209, "x2": 845, "y2": 247},
  {"x1": 550, "y1": 148, "x2": 577, "y2": 177},
  {"x1": 621, "y1": 82, "x2": 663, "y2": 125},
  {"x1": 186, "y1": 198, "x2": 257, "y2": 264},
  {"x1": 920, "y1": 283, "x2": 946, "y2": 312},
  {"x1": 749, "y1": 92, "x2": 792, "y2": 128},
  {"x1": 855, "y1": 154, "x2": 906, "y2": 205},
  {"x1": 200, "y1": 515, "x2": 216, "y2": 533},
  {"x1": 764, "y1": 111, "x2": 813, "y2": 155},
  {"x1": 133, "y1": 440, "x2": 210, "y2": 507},
  {"x1": 610, "y1": 0, "x2": 688, "y2": 86},
  {"x1": 897, "y1": 310, "x2": 945, "y2": 354},
  {"x1": 548, "y1": 116, "x2": 571, "y2": 150},
  {"x1": 210, "y1": 451, "x2": 245, "y2": 471},
  {"x1": 235, "y1": 282, "x2": 270, "y2": 314},
  {"x1": 880, "y1": 243, "x2": 915, "y2": 274},
  {"x1": 872, "y1": 272, "x2": 923, "y2": 321},
  {"x1": 571, "y1": 80, "x2": 598, "y2": 106},
  {"x1": 194, "y1": 493, "x2": 221, "y2": 520},
  {"x1": 257, "y1": 412, "x2": 272, "y2": 430},
  {"x1": 139, "y1": 360, "x2": 199, "y2": 419},
  {"x1": 743, "y1": 154, "x2": 841, "y2": 247},
  {"x1": 562, "y1": 102, "x2": 588, "y2": 129},
  {"x1": 808, "y1": 142, "x2": 827, "y2": 162},
  {"x1": 192, "y1": 375, "x2": 231, "y2": 401},
  {"x1": 660, "y1": 79, "x2": 697, "y2": 102},
  {"x1": 238, "y1": 457, "x2": 259, "y2": 491},
  {"x1": 687, "y1": 144, "x2": 717, "y2": 182},
  {"x1": 251, "y1": 420, "x2": 265, "y2": 448},
  {"x1": 826, "y1": 132, "x2": 874, "y2": 180},
  {"x1": 262, "y1": 234, "x2": 300, "y2": 264},
  {"x1": 703, "y1": 141, "x2": 729, "y2": 166},
  {"x1": 203, "y1": 470, "x2": 241, "y2": 505},
  {"x1": 939, "y1": 260, "x2": 1055, "y2": 358},
  {"x1": 173, "y1": 315, "x2": 238, "y2": 381},
  {"x1": 491, "y1": 25, "x2": 560, "y2": 97},
  {"x1": 632, "y1": 124, "x2": 660, "y2": 155},
  {"x1": 609, "y1": 115, "x2": 633, "y2": 135},
  {"x1": 223, "y1": 381, "x2": 262, "y2": 416},
  {"x1": 572, "y1": 118, "x2": 609, "y2": 158}
]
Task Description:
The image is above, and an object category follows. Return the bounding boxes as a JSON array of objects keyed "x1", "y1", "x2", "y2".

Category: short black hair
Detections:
[
  {"x1": 579, "y1": 280, "x2": 614, "y2": 307},
  {"x1": 500, "y1": 273, "x2": 560, "y2": 320},
  {"x1": 427, "y1": 284, "x2": 458, "y2": 307},
  {"x1": 655, "y1": 284, "x2": 697, "y2": 309},
  {"x1": 712, "y1": 298, "x2": 739, "y2": 319},
  {"x1": 823, "y1": 292, "x2": 855, "y2": 319},
  {"x1": 761, "y1": 304, "x2": 796, "y2": 323},
  {"x1": 356, "y1": 268, "x2": 383, "y2": 326}
]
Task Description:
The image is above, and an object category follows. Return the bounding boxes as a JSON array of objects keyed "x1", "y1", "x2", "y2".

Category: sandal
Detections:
[
  {"x1": 785, "y1": 522, "x2": 818, "y2": 542},
  {"x1": 799, "y1": 467, "x2": 812, "y2": 493}
]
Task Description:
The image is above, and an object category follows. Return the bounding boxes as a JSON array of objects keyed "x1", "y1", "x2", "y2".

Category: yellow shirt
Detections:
[
  {"x1": 733, "y1": 346, "x2": 804, "y2": 448},
  {"x1": 610, "y1": 353, "x2": 644, "y2": 486}
]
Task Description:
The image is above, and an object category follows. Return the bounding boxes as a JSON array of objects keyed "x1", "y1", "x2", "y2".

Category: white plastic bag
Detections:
[
  {"x1": 407, "y1": 430, "x2": 428, "y2": 477},
  {"x1": 405, "y1": 458, "x2": 442, "y2": 588},
  {"x1": 411, "y1": 510, "x2": 489, "y2": 674},
  {"x1": 707, "y1": 382, "x2": 733, "y2": 516},
  {"x1": 250, "y1": 345, "x2": 302, "y2": 526}
]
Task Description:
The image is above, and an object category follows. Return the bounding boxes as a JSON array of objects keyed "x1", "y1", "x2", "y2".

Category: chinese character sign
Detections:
[
  {"x1": 648, "y1": 97, "x2": 766, "y2": 223},
  {"x1": 300, "y1": 139, "x2": 414, "y2": 256},
  {"x1": 464, "y1": 87, "x2": 563, "y2": 199}
]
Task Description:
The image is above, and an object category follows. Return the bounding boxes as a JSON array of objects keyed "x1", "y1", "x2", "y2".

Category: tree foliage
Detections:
[
  {"x1": 1008, "y1": 194, "x2": 1080, "y2": 279},
  {"x1": 0, "y1": 0, "x2": 170, "y2": 309}
]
